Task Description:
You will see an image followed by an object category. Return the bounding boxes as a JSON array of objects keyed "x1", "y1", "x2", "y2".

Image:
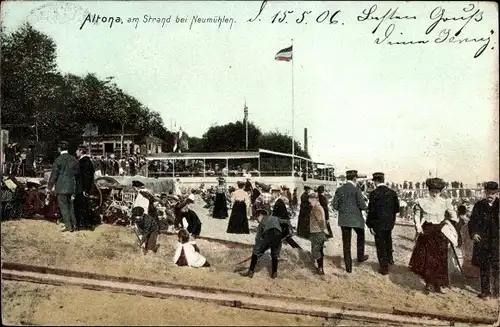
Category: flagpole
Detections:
[
  {"x1": 291, "y1": 38, "x2": 295, "y2": 177},
  {"x1": 244, "y1": 98, "x2": 248, "y2": 150}
]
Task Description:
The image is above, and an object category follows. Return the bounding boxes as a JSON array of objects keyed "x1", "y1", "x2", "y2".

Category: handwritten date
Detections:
[{"x1": 248, "y1": 0, "x2": 341, "y2": 25}]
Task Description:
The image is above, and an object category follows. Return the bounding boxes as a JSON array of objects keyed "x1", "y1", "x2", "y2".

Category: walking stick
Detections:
[
  {"x1": 234, "y1": 233, "x2": 297, "y2": 268},
  {"x1": 132, "y1": 224, "x2": 142, "y2": 246},
  {"x1": 449, "y1": 241, "x2": 464, "y2": 276}
]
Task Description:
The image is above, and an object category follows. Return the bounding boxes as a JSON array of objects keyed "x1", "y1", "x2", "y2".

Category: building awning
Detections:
[{"x1": 146, "y1": 151, "x2": 260, "y2": 161}]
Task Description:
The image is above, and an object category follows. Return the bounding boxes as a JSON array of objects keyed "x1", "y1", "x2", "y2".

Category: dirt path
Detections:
[
  {"x1": 2, "y1": 280, "x2": 375, "y2": 326},
  {"x1": 1, "y1": 220, "x2": 497, "y2": 322}
]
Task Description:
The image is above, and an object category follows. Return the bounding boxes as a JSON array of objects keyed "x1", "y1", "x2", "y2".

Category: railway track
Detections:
[{"x1": 2, "y1": 262, "x2": 495, "y2": 326}]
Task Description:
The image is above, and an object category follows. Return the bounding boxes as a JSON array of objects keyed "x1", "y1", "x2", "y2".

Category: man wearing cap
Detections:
[
  {"x1": 409, "y1": 178, "x2": 458, "y2": 293},
  {"x1": 308, "y1": 192, "x2": 328, "y2": 275},
  {"x1": 132, "y1": 206, "x2": 159, "y2": 255},
  {"x1": 241, "y1": 207, "x2": 291, "y2": 279},
  {"x1": 469, "y1": 181, "x2": 499, "y2": 300},
  {"x1": 366, "y1": 172, "x2": 399, "y2": 275},
  {"x1": 74, "y1": 145, "x2": 95, "y2": 230},
  {"x1": 47, "y1": 141, "x2": 79, "y2": 232},
  {"x1": 332, "y1": 170, "x2": 369, "y2": 273}
]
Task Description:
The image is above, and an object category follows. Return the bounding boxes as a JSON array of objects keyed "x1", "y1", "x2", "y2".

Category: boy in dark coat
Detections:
[
  {"x1": 240, "y1": 207, "x2": 291, "y2": 279},
  {"x1": 469, "y1": 181, "x2": 499, "y2": 300},
  {"x1": 132, "y1": 206, "x2": 159, "y2": 255}
]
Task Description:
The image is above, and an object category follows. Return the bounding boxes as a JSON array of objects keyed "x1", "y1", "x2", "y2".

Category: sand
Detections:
[
  {"x1": 1, "y1": 196, "x2": 498, "y2": 323},
  {"x1": 4, "y1": 280, "x2": 375, "y2": 326}
]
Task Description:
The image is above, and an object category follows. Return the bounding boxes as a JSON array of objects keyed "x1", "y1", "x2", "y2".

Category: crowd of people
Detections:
[
  {"x1": 205, "y1": 170, "x2": 498, "y2": 300},
  {"x1": 2, "y1": 143, "x2": 46, "y2": 177},
  {"x1": 2, "y1": 140, "x2": 498, "y2": 301}
]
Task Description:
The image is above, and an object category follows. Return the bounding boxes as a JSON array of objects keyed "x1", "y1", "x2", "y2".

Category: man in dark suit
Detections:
[
  {"x1": 48, "y1": 141, "x2": 79, "y2": 232},
  {"x1": 366, "y1": 172, "x2": 400, "y2": 275},
  {"x1": 74, "y1": 145, "x2": 95, "y2": 230},
  {"x1": 332, "y1": 170, "x2": 369, "y2": 273},
  {"x1": 469, "y1": 181, "x2": 499, "y2": 300}
]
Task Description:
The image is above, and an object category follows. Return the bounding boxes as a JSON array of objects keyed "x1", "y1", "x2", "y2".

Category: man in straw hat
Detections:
[
  {"x1": 469, "y1": 181, "x2": 499, "y2": 300},
  {"x1": 366, "y1": 172, "x2": 399, "y2": 275},
  {"x1": 47, "y1": 141, "x2": 79, "y2": 232},
  {"x1": 332, "y1": 170, "x2": 369, "y2": 273},
  {"x1": 409, "y1": 177, "x2": 458, "y2": 294},
  {"x1": 240, "y1": 206, "x2": 291, "y2": 279}
]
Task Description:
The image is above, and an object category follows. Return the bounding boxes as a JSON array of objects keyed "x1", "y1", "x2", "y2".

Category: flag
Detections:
[
  {"x1": 275, "y1": 45, "x2": 292, "y2": 62},
  {"x1": 173, "y1": 127, "x2": 183, "y2": 153}
]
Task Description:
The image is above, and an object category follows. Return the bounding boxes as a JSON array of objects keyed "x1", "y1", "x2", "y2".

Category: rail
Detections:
[{"x1": 3, "y1": 261, "x2": 491, "y2": 326}]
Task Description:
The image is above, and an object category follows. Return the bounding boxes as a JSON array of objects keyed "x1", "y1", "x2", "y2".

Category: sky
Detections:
[{"x1": 2, "y1": 1, "x2": 498, "y2": 184}]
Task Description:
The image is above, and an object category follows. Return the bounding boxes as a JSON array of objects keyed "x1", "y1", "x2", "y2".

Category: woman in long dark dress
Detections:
[
  {"x1": 409, "y1": 178, "x2": 458, "y2": 293},
  {"x1": 251, "y1": 186, "x2": 261, "y2": 218},
  {"x1": 296, "y1": 186, "x2": 311, "y2": 238},
  {"x1": 212, "y1": 177, "x2": 228, "y2": 219},
  {"x1": 227, "y1": 181, "x2": 250, "y2": 234}
]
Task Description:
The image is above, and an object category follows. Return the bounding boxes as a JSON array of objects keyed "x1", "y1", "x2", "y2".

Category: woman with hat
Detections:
[
  {"x1": 23, "y1": 179, "x2": 45, "y2": 218},
  {"x1": 212, "y1": 177, "x2": 228, "y2": 219},
  {"x1": 296, "y1": 186, "x2": 312, "y2": 238},
  {"x1": 409, "y1": 177, "x2": 458, "y2": 293},
  {"x1": 469, "y1": 181, "x2": 499, "y2": 300},
  {"x1": 227, "y1": 181, "x2": 251, "y2": 234}
]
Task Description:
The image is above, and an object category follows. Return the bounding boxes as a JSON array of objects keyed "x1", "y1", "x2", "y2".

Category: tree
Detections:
[
  {"x1": 187, "y1": 136, "x2": 204, "y2": 152},
  {"x1": 201, "y1": 121, "x2": 262, "y2": 152},
  {"x1": 259, "y1": 132, "x2": 309, "y2": 158},
  {"x1": 403, "y1": 181, "x2": 408, "y2": 189},
  {"x1": 415, "y1": 182, "x2": 421, "y2": 189},
  {"x1": 409, "y1": 181, "x2": 413, "y2": 189},
  {"x1": 1, "y1": 22, "x2": 59, "y2": 140},
  {"x1": 2, "y1": 24, "x2": 174, "y2": 157}
]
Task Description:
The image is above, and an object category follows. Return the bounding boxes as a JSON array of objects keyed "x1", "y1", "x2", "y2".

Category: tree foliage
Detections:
[
  {"x1": 189, "y1": 121, "x2": 310, "y2": 158},
  {"x1": 2, "y1": 23, "x2": 309, "y2": 159},
  {"x1": 1, "y1": 23, "x2": 171, "y2": 154}
]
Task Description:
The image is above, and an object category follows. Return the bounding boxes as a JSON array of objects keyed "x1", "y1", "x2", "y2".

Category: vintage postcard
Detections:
[{"x1": 1, "y1": 1, "x2": 498, "y2": 326}]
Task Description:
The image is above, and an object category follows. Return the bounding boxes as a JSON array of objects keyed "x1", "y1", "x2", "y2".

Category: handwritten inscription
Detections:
[
  {"x1": 247, "y1": 1, "x2": 495, "y2": 59},
  {"x1": 359, "y1": 3, "x2": 492, "y2": 58},
  {"x1": 357, "y1": 5, "x2": 416, "y2": 34},
  {"x1": 79, "y1": 13, "x2": 235, "y2": 30}
]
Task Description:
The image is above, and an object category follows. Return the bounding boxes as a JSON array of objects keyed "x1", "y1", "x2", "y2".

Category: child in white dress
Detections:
[{"x1": 172, "y1": 229, "x2": 210, "y2": 268}]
